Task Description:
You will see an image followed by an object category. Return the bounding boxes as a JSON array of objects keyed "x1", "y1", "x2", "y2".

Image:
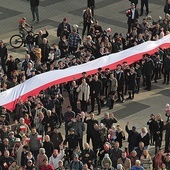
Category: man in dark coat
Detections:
[
  {"x1": 42, "y1": 110, "x2": 55, "y2": 132},
  {"x1": 49, "y1": 127, "x2": 63, "y2": 150},
  {"x1": 162, "y1": 53, "x2": 170, "y2": 85},
  {"x1": 90, "y1": 74, "x2": 102, "y2": 115},
  {"x1": 39, "y1": 38, "x2": 50, "y2": 62},
  {"x1": 126, "y1": 67, "x2": 137, "y2": 100},
  {"x1": 63, "y1": 128, "x2": 79, "y2": 159},
  {"x1": 87, "y1": 0, "x2": 95, "y2": 16},
  {"x1": 0, "y1": 150, "x2": 14, "y2": 170},
  {"x1": 125, "y1": 121, "x2": 140, "y2": 153},
  {"x1": 68, "y1": 114, "x2": 85, "y2": 151},
  {"x1": 0, "y1": 40, "x2": 8, "y2": 74},
  {"x1": 109, "y1": 141, "x2": 122, "y2": 168},
  {"x1": 126, "y1": 3, "x2": 139, "y2": 33},
  {"x1": 101, "y1": 112, "x2": 117, "y2": 130},
  {"x1": 115, "y1": 64, "x2": 125, "y2": 103},
  {"x1": 142, "y1": 53, "x2": 154, "y2": 91},
  {"x1": 63, "y1": 106, "x2": 75, "y2": 137},
  {"x1": 163, "y1": 121, "x2": 170, "y2": 152},
  {"x1": 6, "y1": 55, "x2": 18, "y2": 80},
  {"x1": 84, "y1": 113, "x2": 98, "y2": 144},
  {"x1": 43, "y1": 135, "x2": 54, "y2": 159},
  {"x1": 164, "y1": 0, "x2": 170, "y2": 15},
  {"x1": 80, "y1": 143, "x2": 95, "y2": 167},
  {"x1": 135, "y1": 142, "x2": 144, "y2": 159},
  {"x1": 68, "y1": 81, "x2": 78, "y2": 113},
  {"x1": 35, "y1": 27, "x2": 49, "y2": 46},
  {"x1": 147, "y1": 114, "x2": 156, "y2": 145},
  {"x1": 140, "y1": 0, "x2": 149, "y2": 16},
  {"x1": 57, "y1": 18, "x2": 71, "y2": 38},
  {"x1": 29, "y1": 0, "x2": 39, "y2": 23}
]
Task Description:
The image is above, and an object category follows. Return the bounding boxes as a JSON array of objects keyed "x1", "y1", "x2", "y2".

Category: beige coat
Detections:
[
  {"x1": 16, "y1": 145, "x2": 23, "y2": 167},
  {"x1": 77, "y1": 83, "x2": 90, "y2": 101},
  {"x1": 107, "y1": 77, "x2": 118, "y2": 93},
  {"x1": 117, "y1": 157, "x2": 131, "y2": 170}
]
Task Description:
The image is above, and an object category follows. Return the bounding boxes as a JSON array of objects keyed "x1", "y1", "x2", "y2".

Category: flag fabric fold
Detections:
[{"x1": 1, "y1": 34, "x2": 170, "y2": 111}]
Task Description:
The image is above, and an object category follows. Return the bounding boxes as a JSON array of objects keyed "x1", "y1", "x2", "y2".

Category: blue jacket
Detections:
[{"x1": 131, "y1": 165, "x2": 144, "y2": 170}]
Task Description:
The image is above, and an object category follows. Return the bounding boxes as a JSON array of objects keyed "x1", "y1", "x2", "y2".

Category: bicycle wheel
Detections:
[{"x1": 10, "y1": 35, "x2": 23, "y2": 48}]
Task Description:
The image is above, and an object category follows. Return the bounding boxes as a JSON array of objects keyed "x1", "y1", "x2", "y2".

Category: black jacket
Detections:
[
  {"x1": 101, "y1": 118, "x2": 117, "y2": 129},
  {"x1": 138, "y1": 133, "x2": 150, "y2": 147},
  {"x1": 35, "y1": 31, "x2": 49, "y2": 46},
  {"x1": 163, "y1": 56, "x2": 170, "y2": 71},
  {"x1": 63, "y1": 134, "x2": 78, "y2": 150},
  {"x1": 0, "y1": 45, "x2": 7, "y2": 62},
  {"x1": 42, "y1": 116, "x2": 55, "y2": 131},
  {"x1": 125, "y1": 126, "x2": 140, "y2": 147},
  {"x1": 43, "y1": 141, "x2": 54, "y2": 158},
  {"x1": 49, "y1": 131, "x2": 63, "y2": 149},
  {"x1": 143, "y1": 59, "x2": 154, "y2": 76},
  {"x1": 90, "y1": 79, "x2": 102, "y2": 96},
  {"x1": 87, "y1": 0, "x2": 95, "y2": 7},
  {"x1": 109, "y1": 148, "x2": 122, "y2": 168},
  {"x1": 0, "y1": 156, "x2": 14, "y2": 170},
  {"x1": 84, "y1": 117, "x2": 98, "y2": 134},
  {"x1": 39, "y1": 43, "x2": 50, "y2": 62},
  {"x1": 164, "y1": 3, "x2": 170, "y2": 15},
  {"x1": 126, "y1": 9, "x2": 139, "y2": 24},
  {"x1": 114, "y1": 70, "x2": 125, "y2": 88},
  {"x1": 29, "y1": 0, "x2": 39, "y2": 7},
  {"x1": 91, "y1": 129, "x2": 101, "y2": 149},
  {"x1": 163, "y1": 122, "x2": 170, "y2": 141},
  {"x1": 147, "y1": 118, "x2": 157, "y2": 132},
  {"x1": 57, "y1": 22, "x2": 71, "y2": 37}
]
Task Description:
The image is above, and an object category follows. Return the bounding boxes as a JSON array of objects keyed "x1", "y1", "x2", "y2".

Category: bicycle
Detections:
[{"x1": 9, "y1": 27, "x2": 37, "y2": 48}]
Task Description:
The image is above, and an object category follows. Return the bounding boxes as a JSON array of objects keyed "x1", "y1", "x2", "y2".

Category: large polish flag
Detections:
[{"x1": 1, "y1": 34, "x2": 170, "y2": 111}]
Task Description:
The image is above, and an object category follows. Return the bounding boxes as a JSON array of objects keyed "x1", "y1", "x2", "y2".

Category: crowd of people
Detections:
[{"x1": 0, "y1": 0, "x2": 170, "y2": 169}]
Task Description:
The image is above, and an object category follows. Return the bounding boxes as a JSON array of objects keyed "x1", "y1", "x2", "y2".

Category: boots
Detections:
[
  {"x1": 109, "y1": 99, "x2": 114, "y2": 110},
  {"x1": 100, "y1": 99, "x2": 105, "y2": 107},
  {"x1": 132, "y1": 92, "x2": 134, "y2": 99},
  {"x1": 127, "y1": 92, "x2": 131, "y2": 99},
  {"x1": 117, "y1": 93, "x2": 121, "y2": 102},
  {"x1": 121, "y1": 94, "x2": 125, "y2": 103}
]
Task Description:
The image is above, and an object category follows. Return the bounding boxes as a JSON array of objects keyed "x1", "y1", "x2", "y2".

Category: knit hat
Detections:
[
  {"x1": 104, "y1": 153, "x2": 109, "y2": 158},
  {"x1": 117, "y1": 164, "x2": 123, "y2": 170}
]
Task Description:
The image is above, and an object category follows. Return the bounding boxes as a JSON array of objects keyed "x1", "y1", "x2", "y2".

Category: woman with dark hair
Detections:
[
  {"x1": 58, "y1": 34, "x2": 69, "y2": 58},
  {"x1": 82, "y1": 7, "x2": 92, "y2": 37}
]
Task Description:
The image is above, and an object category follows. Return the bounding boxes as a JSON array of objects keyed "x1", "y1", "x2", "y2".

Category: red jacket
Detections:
[{"x1": 41, "y1": 164, "x2": 54, "y2": 170}]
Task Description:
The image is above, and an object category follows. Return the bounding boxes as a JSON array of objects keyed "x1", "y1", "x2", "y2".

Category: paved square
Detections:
[
  {"x1": 19, "y1": 0, "x2": 65, "y2": 7},
  {"x1": 115, "y1": 102, "x2": 150, "y2": 119},
  {"x1": 0, "y1": 6, "x2": 22, "y2": 20}
]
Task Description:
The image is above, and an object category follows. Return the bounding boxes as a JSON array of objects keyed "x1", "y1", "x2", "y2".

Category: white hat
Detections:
[
  {"x1": 117, "y1": 164, "x2": 123, "y2": 170},
  {"x1": 104, "y1": 153, "x2": 109, "y2": 158}
]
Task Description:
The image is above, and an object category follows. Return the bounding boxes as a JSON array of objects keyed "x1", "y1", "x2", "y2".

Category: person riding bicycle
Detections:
[{"x1": 18, "y1": 17, "x2": 32, "y2": 43}]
